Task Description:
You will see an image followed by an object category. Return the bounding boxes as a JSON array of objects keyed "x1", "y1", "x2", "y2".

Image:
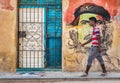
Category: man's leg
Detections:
[
  {"x1": 81, "y1": 47, "x2": 95, "y2": 76},
  {"x1": 101, "y1": 64, "x2": 107, "y2": 73},
  {"x1": 96, "y1": 52, "x2": 107, "y2": 75},
  {"x1": 81, "y1": 55, "x2": 95, "y2": 77},
  {"x1": 85, "y1": 65, "x2": 91, "y2": 74}
]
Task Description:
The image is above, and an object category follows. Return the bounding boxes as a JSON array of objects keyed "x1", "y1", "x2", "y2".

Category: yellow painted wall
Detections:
[{"x1": 0, "y1": 0, "x2": 17, "y2": 72}]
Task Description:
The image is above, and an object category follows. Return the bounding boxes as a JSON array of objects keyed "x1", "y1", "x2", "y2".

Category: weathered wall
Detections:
[
  {"x1": 0, "y1": 0, "x2": 17, "y2": 72},
  {"x1": 62, "y1": 0, "x2": 120, "y2": 72}
]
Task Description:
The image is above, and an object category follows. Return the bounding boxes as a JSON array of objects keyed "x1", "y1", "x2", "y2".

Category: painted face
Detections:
[{"x1": 89, "y1": 20, "x2": 95, "y2": 26}]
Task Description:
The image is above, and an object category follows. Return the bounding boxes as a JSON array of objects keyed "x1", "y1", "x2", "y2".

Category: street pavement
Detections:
[
  {"x1": 0, "y1": 72, "x2": 120, "y2": 83},
  {"x1": 55, "y1": 80, "x2": 120, "y2": 83}
]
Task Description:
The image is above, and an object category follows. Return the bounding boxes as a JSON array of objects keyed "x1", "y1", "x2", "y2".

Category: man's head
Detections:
[{"x1": 89, "y1": 17, "x2": 97, "y2": 26}]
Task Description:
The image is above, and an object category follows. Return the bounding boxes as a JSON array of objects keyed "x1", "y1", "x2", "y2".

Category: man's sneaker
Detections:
[
  {"x1": 81, "y1": 72, "x2": 88, "y2": 77},
  {"x1": 100, "y1": 72, "x2": 107, "y2": 76}
]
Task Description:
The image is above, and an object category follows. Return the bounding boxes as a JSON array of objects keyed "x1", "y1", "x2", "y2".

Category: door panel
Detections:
[
  {"x1": 19, "y1": 8, "x2": 45, "y2": 68},
  {"x1": 46, "y1": 5, "x2": 62, "y2": 68}
]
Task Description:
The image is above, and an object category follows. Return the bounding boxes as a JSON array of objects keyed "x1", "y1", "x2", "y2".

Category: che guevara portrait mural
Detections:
[{"x1": 62, "y1": 0, "x2": 120, "y2": 71}]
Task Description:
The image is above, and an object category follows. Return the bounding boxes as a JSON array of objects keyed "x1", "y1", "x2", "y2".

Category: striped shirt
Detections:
[{"x1": 92, "y1": 27, "x2": 100, "y2": 46}]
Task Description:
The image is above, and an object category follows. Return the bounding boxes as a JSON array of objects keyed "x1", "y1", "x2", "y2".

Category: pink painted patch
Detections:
[{"x1": 0, "y1": 0, "x2": 14, "y2": 11}]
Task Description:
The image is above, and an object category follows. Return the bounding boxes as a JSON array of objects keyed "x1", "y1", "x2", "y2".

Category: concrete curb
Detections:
[{"x1": 0, "y1": 72, "x2": 120, "y2": 82}]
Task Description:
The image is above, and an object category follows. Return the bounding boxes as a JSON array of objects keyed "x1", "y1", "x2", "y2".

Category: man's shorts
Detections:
[{"x1": 87, "y1": 46, "x2": 104, "y2": 66}]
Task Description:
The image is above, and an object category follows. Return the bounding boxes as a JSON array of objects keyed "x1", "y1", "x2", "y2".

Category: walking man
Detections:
[{"x1": 81, "y1": 17, "x2": 107, "y2": 77}]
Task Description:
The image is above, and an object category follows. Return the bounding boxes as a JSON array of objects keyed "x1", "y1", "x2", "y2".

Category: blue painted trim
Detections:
[
  {"x1": 16, "y1": 68, "x2": 61, "y2": 72},
  {"x1": 19, "y1": 0, "x2": 61, "y2": 4},
  {"x1": 19, "y1": 5, "x2": 46, "y2": 8},
  {"x1": 44, "y1": 7, "x2": 47, "y2": 68}
]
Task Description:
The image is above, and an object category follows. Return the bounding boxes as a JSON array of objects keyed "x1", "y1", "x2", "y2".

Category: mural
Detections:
[{"x1": 63, "y1": 0, "x2": 120, "y2": 71}]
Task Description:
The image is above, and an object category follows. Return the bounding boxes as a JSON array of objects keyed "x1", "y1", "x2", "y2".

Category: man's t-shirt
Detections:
[{"x1": 92, "y1": 27, "x2": 100, "y2": 46}]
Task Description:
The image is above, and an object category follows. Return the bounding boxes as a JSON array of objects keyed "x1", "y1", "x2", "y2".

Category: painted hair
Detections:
[{"x1": 89, "y1": 17, "x2": 97, "y2": 23}]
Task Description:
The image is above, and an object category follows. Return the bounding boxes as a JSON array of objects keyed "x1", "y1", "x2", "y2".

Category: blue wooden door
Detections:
[{"x1": 45, "y1": 5, "x2": 62, "y2": 68}]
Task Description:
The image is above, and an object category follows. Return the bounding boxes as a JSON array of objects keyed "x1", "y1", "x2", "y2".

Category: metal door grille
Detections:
[{"x1": 18, "y1": 7, "x2": 45, "y2": 68}]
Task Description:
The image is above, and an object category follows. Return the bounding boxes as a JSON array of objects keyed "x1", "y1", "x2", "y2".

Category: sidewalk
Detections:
[{"x1": 0, "y1": 72, "x2": 120, "y2": 81}]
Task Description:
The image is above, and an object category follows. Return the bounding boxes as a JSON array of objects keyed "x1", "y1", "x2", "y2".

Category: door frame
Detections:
[{"x1": 17, "y1": 3, "x2": 62, "y2": 71}]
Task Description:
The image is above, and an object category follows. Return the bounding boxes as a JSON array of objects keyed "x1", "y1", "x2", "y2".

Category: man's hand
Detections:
[
  {"x1": 81, "y1": 44, "x2": 85, "y2": 47},
  {"x1": 81, "y1": 37, "x2": 92, "y2": 47},
  {"x1": 98, "y1": 47, "x2": 101, "y2": 53}
]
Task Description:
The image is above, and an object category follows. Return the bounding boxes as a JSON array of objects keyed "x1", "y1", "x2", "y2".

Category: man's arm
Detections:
[
  {"x1": 81, "y1": 37, "x2": 92, "y2": 46},
  {"x1": 97, "y1": 35, "x2": 101, "y2": 52}
]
